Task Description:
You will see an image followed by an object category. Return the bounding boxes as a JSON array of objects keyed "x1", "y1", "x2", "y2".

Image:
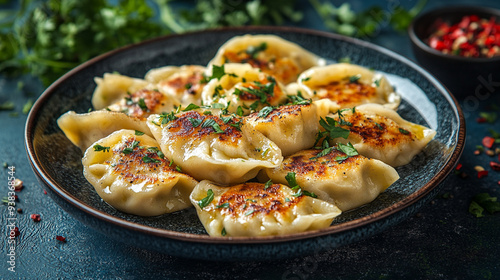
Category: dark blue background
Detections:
[{"x1": 1, "y1": 0, "x2": 499, "y2": 278}]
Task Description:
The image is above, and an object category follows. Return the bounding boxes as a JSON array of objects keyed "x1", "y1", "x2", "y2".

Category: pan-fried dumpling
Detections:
[
  {"x1": 208, "y1": 34, "x2": 325, "y2": 84},
  {"x1": 327, "y1": 103, "x2": 436, "y2": 167},
  {"x1": 201, "y1": 63, "x2": 288, "y2": 115},
  {"x1": 296, "y1": 63, "x2": 400, "y2": 110},
  {"x1": 263, "y1": 149, "x2": 399, "y2": 211},
  {"x1": 145, "y1": 65, "x2": 207, "y2": 106},
  {"x1": 92, "y1": 73, "x2": 151, "y2": 110},
  {"x1": 58, "y1": 110, "x2": 153, "y2": 151},
  {"x1": 106, "y1": 88, "x2": 180, "y2": 119},
  {"x1": 190, "y1": 180, "x2": 341, "y2": 237},
  {"x1": 147, "y1": 110, "x2": 282, "y2": 184},
  {"x1": 82, "y1": 129, "x2": 198, "y2": 216},
  {"x1": 244, "y1": 102, "x2": 320, "y2": 157}
]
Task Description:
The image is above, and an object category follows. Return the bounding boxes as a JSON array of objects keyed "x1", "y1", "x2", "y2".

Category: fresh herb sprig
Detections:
[{"x1": 309, "y1": 0, "x2": 427, "y2": 38}]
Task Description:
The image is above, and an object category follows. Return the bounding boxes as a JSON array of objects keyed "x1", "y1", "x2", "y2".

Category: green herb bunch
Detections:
[{"x1": 0, "y1": 0, "x2": 164, "y2": 85}]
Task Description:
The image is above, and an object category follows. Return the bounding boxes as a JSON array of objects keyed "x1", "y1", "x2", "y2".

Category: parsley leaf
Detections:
[
  {"x1": 198, "y1": 189, "x2": 214, "y2": 209},
  {"x1": 93, "y1": 144, "x2": 110, "y2": 152},
  {"x1": 135, "y1": 130, "x2": 145, "y2": 136},
  {"x1": 182, "y1": 103, "x2": 201, "y2": 111},
  {"x1": 188, "y1": 117, "x2": 203, "y2": 128},
  {"x1": 264, "y1": 179, "x2": 272, "y2": 189},
  {"x1": 337, "y1": 142, "x2": 358, "y2": 157},
  {"x1": 143, "y1": 156, "x2": 161, "y2": 163},
  {"x1": 258, "y1": 106, "x2": 274, "y2": 118},
  {"x1": 469, "y1": 193, "x2": 500, "y2": 217}
]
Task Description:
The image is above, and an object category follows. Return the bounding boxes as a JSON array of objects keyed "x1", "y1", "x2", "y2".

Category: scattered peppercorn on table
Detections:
[{"x1": 1, "y1": 0, "x2": 500, "y2": 278}]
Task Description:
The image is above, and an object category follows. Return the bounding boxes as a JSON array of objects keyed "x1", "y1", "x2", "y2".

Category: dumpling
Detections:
[
  {"x1": 327, "y1": 103, "x2": 436, "y2": 167},
  {"x1": 147, "y1": 109, "x2": 282, "y2": 184},
  {"x1": 243, "y1": 102, "x2": 320, "y2": 157},
  {"x1": 201, "y1": 63, "x2": 288, "y2": 115},
  {"x1": 296, "y1": 63, "x2": 400, "y2": 110},
  {"x1": 58, "y1": 110, "x2": 153, "y2": 151},
  {"x1": 92, "y1": 73, "x2": 151, "y2": 110},
  {"x1": 190, "y1": 180, "x2": 341, "y2": 237},
  {"x1": 106, "y1": 88, "x2": 180, "y2": 119},
  {"x1": 263, "y1": 148, "x2": 399, "y2": 211},
  {"x1": 82, "y1": 129, "x2": 198, "y2": 216},
  {"x1": 208, "y1": 34, "x2": 325, "y2": 84},
  {"x1": 145, "y1": 65, "x2": 207, "y2": 106}
]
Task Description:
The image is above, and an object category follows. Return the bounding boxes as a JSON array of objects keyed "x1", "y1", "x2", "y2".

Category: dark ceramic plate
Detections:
[{"x1": 25, "y1": 26, "x2": 465, "y2": 261}]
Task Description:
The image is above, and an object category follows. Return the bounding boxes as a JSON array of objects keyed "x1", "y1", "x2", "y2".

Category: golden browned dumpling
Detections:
[
  {"x1": 147, "y1": 110, "x2": 282, "y2": 184},
  {"x1": 57, "y1": 110, "x2": 153, "y2": 151},
  {"x1": 190, "y1": 180, "x2": 341, "y2": 237},
  {"x1": 296, "y1": 63, "x2": 400, "y2": 110},
  {"x1": 264, "y1": 148, "x2": 399, "y2": 211},
  {"x1": 327, "y1": 104, "x2": 436, "y2": 167},
  {"x1": 83, "y1": 129, "x2": 198, "y2": 216},
  {"x1": 145, "y1": 65, "x2": 207, "y2": 106},
  {"x1": 208, "y1": 35, "x2": 324, "y2": 84}
]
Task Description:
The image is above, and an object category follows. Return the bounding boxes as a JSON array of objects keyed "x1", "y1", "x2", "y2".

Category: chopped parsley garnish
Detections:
[
  {"x1": 203, "y1": 64, "x2": 238, "y2": 83},
  {"x1": 399, "y1": 128, "x2": 410, "y2": 135},
  {"x1": 287, "y1": 91, "x2": 311, "y2": 105},
  {"x1": 135, "y1": 130, "x2": 145, "y2": 136},
  {"x1": 159, "y1": 112, "x2": 178, "y2": 125},
  {"x1": 175, "y1": 165, "x2": 182, "y2": 172},
  {"x1": 245, "y1": 42, "x2": 267, "y2": 59},
  {"x1": 236, "y1": 106, "x2": 244, "y2": 116},
  {"x1": 216, "y1": 202, "x2": 230, "y2": 208},
  {"x1": 320, "y1": 117, "x2": 350, "y2": 139},
  {"x1": 188, "y1": 117, "x2": 203, "y2": 128},
  {"x1": 264, "y1": 179, "x2": 272, "y2": 189},
  {"x1": 185, "y1": 83, "x2": 192, "y2": 89},
  {"x1": 182, "y1": 103, "x2": 200, "y2": 111},
  {"x1": 374, "y1": 79, "x2": 381, "y2": 87},
  {"x1": 146, "y1": 147, "x2": 165, "y2": 159},
  {"x1": 244, "y1": 209, "x2": 255, "y2": 216},
  {"x1": 93, "y1": 144, "x2": 110, "y2": 152},
  {"x1": 301, "y1": 76, "x2": 311, "y2": 82},
  {"x1": 337, "y1": 142, "x2": 359, "y2": 157},
  {"x1": 246, "y1": 199, "x2": 257, "y2": 203},
  {"x1": 285, "y1": 172, "x2": 300, "y2": 190},
  {"x1": 349, "y1": 74, "x2": 361, "y2": 83},
  {"x1": 221, "y1": 228, "x2": 227, "y2": 236},
  {"x1": 258, "y1": 106, "x2": 274, "y2": 118},
  {"x1": 142, "y1": 156, "x2": 160, "y2": 163},
  {"x1": 469, "y1": 193, "x2": 500, "y2": 217},
  {"x1": 310, "y1": 147, "x2": 335, "y2": 160},
  {"x1": 202, "y1": 119, "x2": 224, "y2": 133},
  {"x1": 198, "y1": 189, "x2": 214, "y2": 209},
  {"x1": 375, "y1": 122, "x2": 384, "y2": 130},
  {"x1": 122, "y1": 140, "x2": 139, "y2": 154},
  {"x1": 138, "y1": 98, "x2": 148, "y2": 111}
]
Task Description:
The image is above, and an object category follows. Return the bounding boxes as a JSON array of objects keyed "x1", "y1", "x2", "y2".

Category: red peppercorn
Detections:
[
  {"x1": 477, "y1": 170, "x2": 489, "y2": 178},
  {"x1": 483, "y1": 136, "x2": 495, "y2": 149},
  {"x1": 30, "y1": 214, "x2": 41, "y2": 222},
  {"x1": 56, "y1": 235, "x2": 67, "y2": 242},
  {"x1": 490, "y1": 161, "x2": 500, "y2": 171},
  {"x1": 12, "y1": 227, "x2": 20, "y2": 237},
  {"x1": 477, "y1": 117, "x2": 487, "y2": 123}
]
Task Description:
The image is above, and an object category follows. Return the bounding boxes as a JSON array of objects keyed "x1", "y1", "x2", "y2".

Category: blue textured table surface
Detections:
[{"x1": 1, "y1": 0, "x2": 500, "y2": 279}]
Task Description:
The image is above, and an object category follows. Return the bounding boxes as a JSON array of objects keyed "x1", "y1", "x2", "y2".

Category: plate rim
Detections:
[{"x1": 25, "y1": 25, "x2": 466, "y2": 245}]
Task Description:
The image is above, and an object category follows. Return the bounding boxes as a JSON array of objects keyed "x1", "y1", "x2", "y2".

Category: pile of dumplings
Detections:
[{"x1": 58, "y1": 35, "x2": 436, "y2": 237}]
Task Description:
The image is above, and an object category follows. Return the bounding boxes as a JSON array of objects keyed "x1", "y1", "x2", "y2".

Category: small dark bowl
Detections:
[{"x1": 409, "y1": 6, "x2": 500, "y2": 99}]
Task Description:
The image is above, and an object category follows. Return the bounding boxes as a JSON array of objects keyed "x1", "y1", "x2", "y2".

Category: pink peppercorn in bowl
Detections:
[{"x1": 408, "y1": 6, "x2": 500, "y2": 99}]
